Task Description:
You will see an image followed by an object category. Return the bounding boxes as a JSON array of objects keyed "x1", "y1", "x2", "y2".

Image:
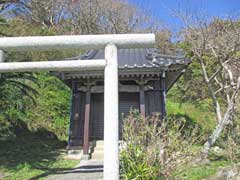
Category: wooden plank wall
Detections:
[
  {"x1": 119, "y1": 92, "x2": 139, "y2": 138},
  {"x1": 145, "y1": 80, "x2": 162, "y2": 116},
  {"x1": 90, "y1": 93, "x2": 104, "y2": 140}
]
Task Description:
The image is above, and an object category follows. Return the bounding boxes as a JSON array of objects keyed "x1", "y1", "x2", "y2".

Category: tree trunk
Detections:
[{"x1": 197, "y1": 103, "x2": 233, "y2": 161}]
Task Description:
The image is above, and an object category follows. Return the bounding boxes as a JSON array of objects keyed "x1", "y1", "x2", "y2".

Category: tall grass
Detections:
[{"x1": 167, "y1": 100, "x2": 216, "y2": 135}]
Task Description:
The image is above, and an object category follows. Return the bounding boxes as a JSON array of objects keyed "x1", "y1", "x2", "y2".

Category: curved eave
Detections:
[{"x1": 55, "y1": 63, "x2": 189, "y2": 80}]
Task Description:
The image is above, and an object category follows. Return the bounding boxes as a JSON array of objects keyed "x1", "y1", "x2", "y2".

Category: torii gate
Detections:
[{"x1": 0, "y1": 34, "x2": 155, "y2": 180}]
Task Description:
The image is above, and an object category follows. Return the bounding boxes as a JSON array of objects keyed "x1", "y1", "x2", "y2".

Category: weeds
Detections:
[{"x1": 120, "y1": 110, "x2": 200, "y2": 179}]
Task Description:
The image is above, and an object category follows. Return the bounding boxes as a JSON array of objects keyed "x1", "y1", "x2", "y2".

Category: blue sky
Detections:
[{"x1": 128, "y1": 0, "x2": 240, "y2": 32}]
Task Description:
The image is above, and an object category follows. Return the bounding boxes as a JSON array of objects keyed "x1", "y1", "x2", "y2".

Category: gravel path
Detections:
[
  {"x1": 46, "y1": 160, "x2": 103, "y2": 180},
  {"x1": 47, "y1": 172, "x2": 103, "y2": 180}
]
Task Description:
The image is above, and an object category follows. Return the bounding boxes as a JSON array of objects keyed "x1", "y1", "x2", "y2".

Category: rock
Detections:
[
  {"x1": 192, "y1": 157, "x2": 211, "y2": 166},
  {"x1": 212, "y1": 146, "x2": 223, "y2": 155},
  {"x1": 0, "y1": 172, "x2": 7, "y2": 179},
  {"x1": 205, "y1": 164, "x2": 240, "y2": 180}
]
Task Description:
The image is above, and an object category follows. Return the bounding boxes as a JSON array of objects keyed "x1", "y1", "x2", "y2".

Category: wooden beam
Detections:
[
  {"x1": 63, "y1": 73, "x2": 162, "y2": 81},
  {"x1": 78, "y1": 84, "x2": 153, "y2": 93},
  {"x1": 83, "y1": 90, "x2": 91, "y2": 155},
  {"x1": 67, "y1": 81, "x2": 76, "y2": 149},
  {"x1": 160, "y1": 72, "x2": 167, "y2": 118}
]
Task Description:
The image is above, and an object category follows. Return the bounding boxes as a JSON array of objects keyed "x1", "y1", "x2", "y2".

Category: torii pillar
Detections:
[{"x1": 104, "y1": 43, "x2": 119, "y2": 180}]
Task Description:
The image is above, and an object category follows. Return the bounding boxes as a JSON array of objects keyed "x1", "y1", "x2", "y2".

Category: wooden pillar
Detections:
[
  {"x1": 160, "y1": 72, "x2": 167, "y2": 118},
  {"x1": 67, "y1": 81, "x2": 76, "y2": 149},
  {"x1": 139, "y1": 84, "x2": 145, "y2": 117},
  {"x1": 83, "y1": 88, "x2": 91, "y2": 155}
]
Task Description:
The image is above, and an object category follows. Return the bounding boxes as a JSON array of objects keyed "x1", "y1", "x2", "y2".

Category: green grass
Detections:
[
  {"x1": 0, "y1": 132, "x2": 79, "y2": 180},
  {"x1": 167, "y1": 101, "x2": 233, "y2": 179},
  {"x1": 167, "y1": 100, "x2": 216, "y2": 133},
  {"x1": 174, "y1": 160, "x2": 231, "y2": 180}
]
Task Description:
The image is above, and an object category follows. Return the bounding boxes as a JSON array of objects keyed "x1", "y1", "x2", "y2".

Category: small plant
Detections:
[
  {"x1": 218, "y1": 119, "x2": 240, "y2": 162},
  {"x1": 120, "y1": 110, "x2": 199, "y2": 179}
]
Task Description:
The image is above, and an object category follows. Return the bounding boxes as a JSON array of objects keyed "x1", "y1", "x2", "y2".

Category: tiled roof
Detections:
[
  {"x1": 57, "y1": 48, "x2": 191, "y2": 91},
  {"x1": 65, "y1": 48, "x2": 190, "y2": 69}
]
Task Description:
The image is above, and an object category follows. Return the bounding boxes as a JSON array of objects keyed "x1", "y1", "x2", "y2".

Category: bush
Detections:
[
  {"x1": 25, "y1": 73, "x2": 71, "y2": 141},
  {"x1": 120, "y1": 110, "x2": 199, "y2": 179},
  {"x1": 0, "y1": 73, "x2": 71, "y2": 141}
]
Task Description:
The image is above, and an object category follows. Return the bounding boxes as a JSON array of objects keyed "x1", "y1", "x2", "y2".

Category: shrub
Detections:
[
  {"x1": 25, "y1": 73, "x2": 71, "y2": 141},
  {"x1": 120, "y1": 110, "x2": 199, "y2": 179},
  {"x1": 215, "y1": 118, "x2": 240, "y2": 162}
]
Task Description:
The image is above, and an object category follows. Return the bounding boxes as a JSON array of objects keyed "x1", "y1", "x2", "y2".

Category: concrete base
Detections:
[
  {"x1": 91, "y1": 140, "x2": 104, "y2": 160},
  {"x1": 81, "y1": 154, "x2": 90, "y2": 160},
  {"x1": 64, "y1": 149, "x2": 83, "y2": 160},
  {"x1": 66, "y1": 142, "x2": 95, "y2": 160},
  {"x1": 78, "y1": 159, "x2": 103, "y2": 167},
  {"x1": 65, "y1": 141, "x2": 124, "y2": 161}
]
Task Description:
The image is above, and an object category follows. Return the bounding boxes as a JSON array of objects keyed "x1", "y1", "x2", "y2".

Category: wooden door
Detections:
[{"x1": 90, "y1": 92, "x2": 140, "y2": 140}]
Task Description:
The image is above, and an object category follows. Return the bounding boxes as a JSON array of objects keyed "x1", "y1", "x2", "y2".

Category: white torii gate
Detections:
[{"x1": 0, "y1": 34, "x2": 155, "y2": 180}]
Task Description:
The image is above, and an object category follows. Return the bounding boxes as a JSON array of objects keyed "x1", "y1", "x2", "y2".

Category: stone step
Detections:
[
  {"x1": 90, "y1": 141, "x2": 104, "y2": 160},
  {"x1": 78, "y1": 159, "x2": 103, "y2": 167},
  {"x1": 93, "y1": 148, "x2": 104, "y2": 153},
  {"x1": 95, "y1": 140, "x2": 104, "y2": 146},
  {"x1": 92, "y1": 151, "x2": 104, "y2": 160},
  {"x1": 65, "y1": 149, "x2": 83, "y2": 160},
  {"x1": 94, "y1": 146, "x2": 104, "y2": 151}
]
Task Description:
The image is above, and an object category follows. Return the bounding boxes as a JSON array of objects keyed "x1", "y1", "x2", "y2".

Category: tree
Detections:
[
  {"x1": 63, "y1": 0, "x2": 159, "y2": 34},
  {"x1": 0, "y1": 73, "x2": 39, "y2": 103},
  {"x1": 22, "y1": 0, "x2": 68, "y2": 27},
  {"x1": 0, "y1": 0, "x2": 25, "y2": 12},
  {"x1": 4, "y1": 0, "x2": 161, "y2": 34},
  {"x1": 181, "y1": 17, "x2": 240, "y2": 160},
  {"x1": 0, "y1": 2, "x2": 40, "y2": 134}
]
